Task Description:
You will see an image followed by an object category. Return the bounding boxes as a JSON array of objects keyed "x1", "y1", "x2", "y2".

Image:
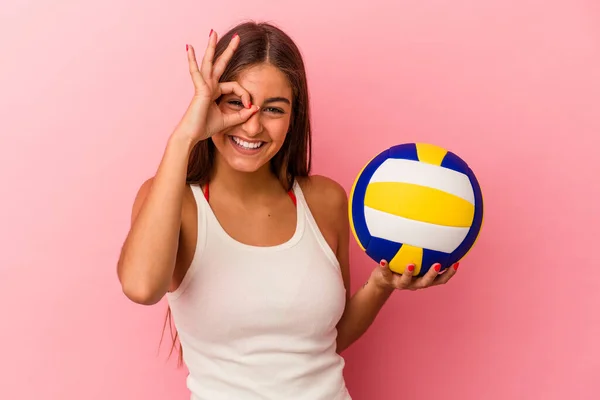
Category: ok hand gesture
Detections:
[{"x1": 175, "y1": 30, "x2": 260, "y2": 145}]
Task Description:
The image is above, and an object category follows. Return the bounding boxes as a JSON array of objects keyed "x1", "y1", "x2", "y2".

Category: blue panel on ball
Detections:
[
  {"x1": 388, "y1": 143, "x2": 419, "y2": 160},
  {"x1": 448, "y1": 167, "x2": 484, "y2": 265},
  {"x1": 421, "y1": 248, "x2": 451, "y2": 275},
  {"x1": 365, "y1": 237, "x2": 402, "y2": 265},
  {"x1": 440, "y1": 151, "x2": 470, "y2": 175},
  {"x1": 350, "y1": 149, "x2": 390, "y2": 249}
]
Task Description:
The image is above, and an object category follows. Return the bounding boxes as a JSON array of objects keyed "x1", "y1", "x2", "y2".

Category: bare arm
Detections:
[
  {"x1": 117, "y1": 134, "x2": 194, "y2": 305},
  {"x1": 335, "y1": 265, "x2": 394, "y2": 353},
  {"x1": 116, "y1": 31, "x2": 258, "y2": 305}
]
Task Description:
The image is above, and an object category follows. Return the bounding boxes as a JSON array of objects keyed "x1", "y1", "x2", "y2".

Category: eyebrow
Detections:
[
  {"x1": 262, "y1": 96, "x2": 291, "y2": 105},
  {"x1": 227, "y1": 94, "x2": 291, "y2": 106}
]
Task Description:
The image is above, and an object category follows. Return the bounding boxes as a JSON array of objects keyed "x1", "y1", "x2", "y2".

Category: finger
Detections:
[
  {"x1": 217, "y1": 81, "x2": 252, "y2": 108},
  {"x1": 186, "y1": 44, "x2": 205, "y2": 89},
  {"x1": 415, "y1": 263, "x2": 442, "y2": 289},
  {"x1": 212, "y1": 33, "x2": 240, "y2": 80},
  {"x1": 378, "y1": 260, "x2": 394, "y2": 280},
  {"x1": 221, "y1": 104, "x2": 260, "y2": 129},
  {"x1": 201, "y1": 29, "x2": 217, "y2": 80},
  {"x1": 434, "y1": 262, "x2": 459, "y2": 286},
  {"x1": 392, "y1": 264, "x2": 415, "y2": 290}
]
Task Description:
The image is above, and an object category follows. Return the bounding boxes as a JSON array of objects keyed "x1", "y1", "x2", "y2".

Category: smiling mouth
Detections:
[{"x1": 229, "y1": 135, "x2": 266, "y2": 151}]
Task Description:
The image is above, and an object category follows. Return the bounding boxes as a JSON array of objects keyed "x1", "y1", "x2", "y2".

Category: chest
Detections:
[
  {"x1": 173, "y1": 187, "x2": 339, "y2": 294},
  {"x1": 206, "y1": 199, "x2": 338, "y2": 254},
  {"x1": 174, "y1": 240, "x2": 346, "y2": 344},
  {"x1": 209, "y1": 197, "x2": 297, "y2": 247}
]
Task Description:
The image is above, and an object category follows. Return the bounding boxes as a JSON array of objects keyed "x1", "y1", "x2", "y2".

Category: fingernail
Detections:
[
  {"x1": 186, "y1": 44, "x2": 188, "y2": 51},
  {"x1": 434, "y1": 263, "x2": 441, "y2": 272},
  {"x1": 407, "y1": 264, "x2": 415, "y2": 272},
  {"x1": 380, "y1": 260, "x2": 386, "y2": 266},
  {"x1": 248, "y1": 101, "x2": 252, "y2": 108},
  {"x1": 453, "y1": 262, "x2": 460, "y2": 271},
  {"x1": 209, "y1": 29, "x2": 213, "y2": 37},
  {"x1": 233, "y1": 32, "x2": 238, "y2": 38}
]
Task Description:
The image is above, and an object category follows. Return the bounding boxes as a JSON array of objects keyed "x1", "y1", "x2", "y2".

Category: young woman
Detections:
[{"x1": 117, "y1": 21, "x2": 459, "y2": 400}]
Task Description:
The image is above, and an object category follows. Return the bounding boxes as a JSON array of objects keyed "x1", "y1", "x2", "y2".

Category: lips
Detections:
[
  {"x1": 230, "y1": 135, "x2": 265, "y2": 149},
  {"x1": 228, "y1": 135, "x2": 267, "y2": 155}
]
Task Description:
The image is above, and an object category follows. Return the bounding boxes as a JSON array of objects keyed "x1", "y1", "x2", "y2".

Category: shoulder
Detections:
[
  {"x1": 298, "y1": 175, "x2": 347, "y2": 208},
  {"x1": 297, "y1": 175, "x2": 349, "y2": 232},
  {"x1": 130, "y1": 177, "x2": 195, "y2": 223}
]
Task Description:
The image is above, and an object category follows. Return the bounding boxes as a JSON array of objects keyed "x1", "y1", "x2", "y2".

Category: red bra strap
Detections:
[
  {"x1": 203, "y1": 181, "x2": 209, "y2": 200},
  {"x1": 288, "y1": 190, "x2": 297, "y2": 206},
  {"x1": 203, "y1": 182, "x2": 296, "y2": 206}
]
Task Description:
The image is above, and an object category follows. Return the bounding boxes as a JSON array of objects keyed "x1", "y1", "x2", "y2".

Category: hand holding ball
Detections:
[{"x1": 349, "y1": 143, "x2": 484, "y2": 277}]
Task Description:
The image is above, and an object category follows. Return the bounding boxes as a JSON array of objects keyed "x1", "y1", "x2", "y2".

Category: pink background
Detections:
[{"x1": 1, "y1": 1, "x2": 599, "y2": 399}]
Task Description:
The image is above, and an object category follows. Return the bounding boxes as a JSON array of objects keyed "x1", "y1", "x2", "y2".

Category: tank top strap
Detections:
[
  {"x1": 189, "y1": 183, "x2": 210, "y2": 243},
  {"x1": 290, "y1": 180, "x2": 340, "y2": 267},
  {"x1": 167, "y1": 183, "x2": 208, "y2": 301}
]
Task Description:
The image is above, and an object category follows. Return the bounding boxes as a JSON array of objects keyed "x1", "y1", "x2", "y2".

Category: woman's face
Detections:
[{"x1": 212, "y1": 63, "x2": 293, "y2": 174}]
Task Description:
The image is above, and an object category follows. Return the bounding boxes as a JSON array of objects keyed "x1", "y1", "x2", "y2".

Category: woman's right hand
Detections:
[{"x1": 174, "y1": 30, "x2": 260, "y2": 145}]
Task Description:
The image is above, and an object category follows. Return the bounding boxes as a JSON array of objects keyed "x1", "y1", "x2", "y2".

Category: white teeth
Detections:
[{"x1": 232, "y1": 136, "x2": 263, "y2": 149}]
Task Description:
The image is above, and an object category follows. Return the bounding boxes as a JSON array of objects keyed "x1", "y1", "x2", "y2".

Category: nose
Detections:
[{"x1": 240, "y1": 111, "x2": 263, "y2": 137}]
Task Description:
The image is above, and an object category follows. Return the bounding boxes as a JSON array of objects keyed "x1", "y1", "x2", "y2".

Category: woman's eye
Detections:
[
  {"x1": 263, "y1": 107, "x2": 284, "y2": 114},
  {"x1": 228, "y1": 100, "x2": 244, "y2": 107},
  {"x1": 227, "y1": 101, "x2": 284, "y2": 115}
]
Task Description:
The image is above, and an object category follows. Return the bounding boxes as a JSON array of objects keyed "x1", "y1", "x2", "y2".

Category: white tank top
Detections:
[{"x1": 166, "y1": 180, "x2": 352, "y2": 400}]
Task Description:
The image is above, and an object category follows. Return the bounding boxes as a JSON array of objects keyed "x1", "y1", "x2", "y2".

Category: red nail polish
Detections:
[
  {"x1": 248, "y1": 101, "x2": 252, "y2": 108},
  {"x1": 407, "y1": 264, "x2": 415, "y2": 272},
  {"x1": 186, "y1": 44, "x2": 188, "y2": 51},
  {"x1": 453, "y1": 263, "x2": 460, "y2": 271},
  {"x1": 233, "y1": 33, "x2": 238, "y2": 38},
  {"x1": 209, "y1": 29, "x2": 213, "y2": 37},
  {"x1": 434, "y1": 264, "x2": 441, "y2": 272},
  {"x1": 380, "y1": 261, "x2": 385, "y2": 266}
]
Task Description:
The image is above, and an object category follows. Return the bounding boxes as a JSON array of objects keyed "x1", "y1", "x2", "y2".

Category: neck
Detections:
[{"x1": 209, "y1": 155, "x2": 286, "y2": 201}]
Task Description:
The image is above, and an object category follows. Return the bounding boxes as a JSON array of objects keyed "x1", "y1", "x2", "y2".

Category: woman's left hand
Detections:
[{"x1": 370, "y1": 260, "x2": 459, "y2": 292}]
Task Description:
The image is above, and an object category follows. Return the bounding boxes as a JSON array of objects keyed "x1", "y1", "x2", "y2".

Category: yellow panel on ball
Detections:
[
  {"x1": 364, "y1": 182, "x2": 475, "y2": 227},
  {"x1": 389, "y1": 244, "x2": 423, "y2": 276}
]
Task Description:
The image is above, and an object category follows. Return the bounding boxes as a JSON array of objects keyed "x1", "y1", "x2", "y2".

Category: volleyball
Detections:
[{"x1": 348, "y1": 142, "x2": 483, "y2": 277}]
